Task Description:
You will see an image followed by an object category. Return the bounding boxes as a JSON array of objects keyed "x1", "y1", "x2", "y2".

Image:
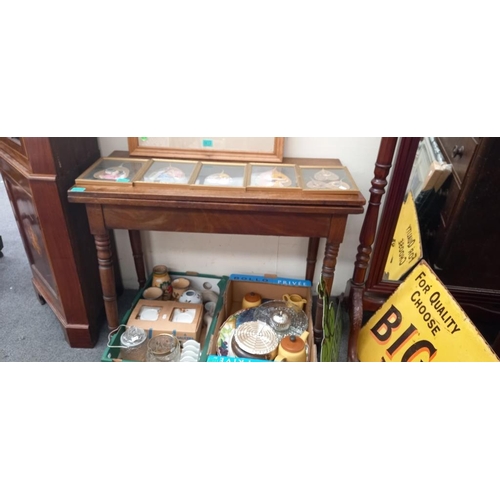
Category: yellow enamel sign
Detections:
[
  {"x1": 384, "y1": 191, "x2": 422, "y2": 281},
  {"x1": 358, "y1": 261, "x2": 499, "y2": 362}
]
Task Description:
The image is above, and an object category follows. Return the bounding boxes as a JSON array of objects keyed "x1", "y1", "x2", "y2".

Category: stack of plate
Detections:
[{"x1": 180, "y1": 339, "x2": 201, "y2": 362}]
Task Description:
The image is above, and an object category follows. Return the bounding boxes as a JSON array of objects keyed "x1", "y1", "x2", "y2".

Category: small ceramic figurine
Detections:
[
  {"x1": 94, "y1": 165, "x2": 130, "y2": 180},
  {"x1": 306, "y1": 180, "x2": 326, "y2": 189},
  {"x1": 204, "y1": 171, "x2": 233, "y2": 186},
  {"x1": 146, "y1": 166, "x2": 188, "y2": 184},
  {"x1": 314, "y1": 169, "x2": 339, "y2": 182},
  {"x1": 255, "y1": 168, "x2": 292, "y2": 187},
  {"x1": 328, "y1": 180, "x2": 350, "y2": 190}
]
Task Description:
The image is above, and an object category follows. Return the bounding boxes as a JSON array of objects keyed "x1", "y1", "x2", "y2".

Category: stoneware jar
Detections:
[
  {"x1": 274, "y1": 330, "x2": 310, "y2": 362},
  {"x1": 242, "y1": 292, "x2": 262, "y2": 309},
  {"x1": 152, "y1": 265, "x2": 172, "y2": 300},
  {"x1": 171, "y1": 277, "x2": 190, "y2": 300}
]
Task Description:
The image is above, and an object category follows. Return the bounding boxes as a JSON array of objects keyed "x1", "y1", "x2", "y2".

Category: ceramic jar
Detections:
[
  {"x1": 179, "y1": 289, "x2": 203, "y2": 304},
  {"x1": 242, "y1": 292, "x2": 262, "y2": 309},
  {"x1": 152, "y1": 265, "x2": 172, "y2": 300},
  {"x1": 171, "y1": 277, "x2": 190, "y2": 300}
]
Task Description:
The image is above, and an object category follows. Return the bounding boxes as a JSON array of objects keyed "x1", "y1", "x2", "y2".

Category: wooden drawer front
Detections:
[
  {"x1": 440, "y1": 175, "x2": 461, "y2": 227},
  {"x1": 438, "y1": 137, "x2": 478, "y2": 184}
]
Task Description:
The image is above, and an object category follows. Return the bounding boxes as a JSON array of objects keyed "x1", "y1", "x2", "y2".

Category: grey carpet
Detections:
[{"x1": 0, "y1": 179, "x2": 136, "y2": 362}]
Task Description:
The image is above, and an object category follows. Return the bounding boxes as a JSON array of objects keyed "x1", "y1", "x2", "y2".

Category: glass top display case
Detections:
[
  {"x1": 247, "y1": 163, "x2": 301, "y2": 192},
  {"x1": 75, "y1": 157, "x2": 151, "y2": 187},
  {"x1": 298, "y1": 165, "x2": 359, "y2": 194},
  {"x1": 135, "y1": 159, "x2": 199, "y2": 188},
  {"x1": 191, "y1": 162, "x2": 247, "y2": 190}
]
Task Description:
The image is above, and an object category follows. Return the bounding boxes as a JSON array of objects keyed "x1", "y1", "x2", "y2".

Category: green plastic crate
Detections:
[{"x1": 101, "y1": 271, "x2": 228, "y2": 362}]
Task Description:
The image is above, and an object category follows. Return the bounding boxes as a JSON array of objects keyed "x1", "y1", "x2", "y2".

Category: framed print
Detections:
[
  {"x1": 298, "y1": 165, "x2": 359, "y2": 194},
  {"x1": 128, "y1": 137, "x2": 284, "y2": 163},
  {"x1": 247, "y1": 163, "x2": 301, "y2": 192},
  {"x1": 191, "y1": 162, "x2": 247, "y2": 190},
  {"x1": 75, "y1": 157, "x2": 150, "y2": 187},
  {"x1": 135, "y1": 159, "x2": 199, "y2": 188}
]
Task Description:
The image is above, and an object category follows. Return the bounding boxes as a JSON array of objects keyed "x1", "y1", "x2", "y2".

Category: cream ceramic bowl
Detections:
[{"x1": 142, "y1": 287, "x2": 163, "y2": 300}]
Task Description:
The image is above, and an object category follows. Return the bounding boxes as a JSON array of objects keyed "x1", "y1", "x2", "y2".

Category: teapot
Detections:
[{"x1": 274, "y1": 330, "x2": 310, "y2": 362}]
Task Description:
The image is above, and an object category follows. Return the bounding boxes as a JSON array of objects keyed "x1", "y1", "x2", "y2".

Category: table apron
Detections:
[{"x1": 101, "y1": 205, "x2": 342, "y2": 238}]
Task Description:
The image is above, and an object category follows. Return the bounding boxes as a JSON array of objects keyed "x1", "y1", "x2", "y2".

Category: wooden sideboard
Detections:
[
  {"x1": 0, "y1": 138, "x2": 121, "y2": 347},
  {"x1": 68, "y1": 152, "x2": 367, "y2": 348}
]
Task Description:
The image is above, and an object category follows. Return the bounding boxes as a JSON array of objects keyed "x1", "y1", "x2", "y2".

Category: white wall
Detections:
[{"x1": 98, "y1": 137, "x2": 381, "y2": 295}]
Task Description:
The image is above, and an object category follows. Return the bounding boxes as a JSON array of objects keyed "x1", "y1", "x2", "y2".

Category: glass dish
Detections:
[
  {"x1": 146, "y1": 334, "x2": 181, "y2": 362},
  {"x1": 254, "y1": 300, "x2": 309, "y2": 339}
]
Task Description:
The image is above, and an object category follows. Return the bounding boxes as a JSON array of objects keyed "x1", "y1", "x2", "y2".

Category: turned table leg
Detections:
[
  {"x1": 129, "y1": 230, "x2": 147, "y2": 289},
  {"x1": 313, "y1": 217, "x2": 348, "y2": 350},
  {"x1": 306, "y1": 238, "x2": 320, "y2": 282},
  {"x1": 313, "y1": 240, "x2": 342, "y2": 347},
  {"x1": 95, "y1": 233, "x2": 119, "y2": 330}
]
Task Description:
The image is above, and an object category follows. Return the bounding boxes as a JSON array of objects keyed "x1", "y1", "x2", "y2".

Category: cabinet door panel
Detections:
[
  {"x1": 438, "y1": 137, "x2": 478, "y2": 184},
  {"x1": 4, "y1": 175, "x2": 59, "y2": 297}
]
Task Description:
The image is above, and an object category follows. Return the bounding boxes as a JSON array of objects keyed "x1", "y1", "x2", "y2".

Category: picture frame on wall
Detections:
[{"x1": 127, "y1": 137, "x2": 284, "y2": 163}]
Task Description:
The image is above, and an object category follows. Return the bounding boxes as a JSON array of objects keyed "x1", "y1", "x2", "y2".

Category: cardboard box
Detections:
[
  {"x1": 127, "y1": 299, "x2": 203, "y2": 342},
  {"x1": 203, "y1": 274, "x2": 317, "y2": 362}
]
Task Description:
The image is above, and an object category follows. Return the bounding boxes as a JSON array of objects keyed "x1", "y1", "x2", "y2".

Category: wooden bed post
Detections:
[{"x1": 345, "y1": 138, "x2": 399, "y2": 361}]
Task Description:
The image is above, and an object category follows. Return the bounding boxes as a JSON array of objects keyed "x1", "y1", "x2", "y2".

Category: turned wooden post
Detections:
[
  {"x1": 95, "y1": 233, "x2": 119, "y2": 330},
  {"x1": 345, "y1": 138, "x2": 399, "y2": 361},
  {"x1": 314, "y1": 217, "x2": 348, "y2": 348}
]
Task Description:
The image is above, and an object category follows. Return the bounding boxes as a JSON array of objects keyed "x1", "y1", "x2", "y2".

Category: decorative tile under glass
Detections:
[
  {"x1": 192, "y1": 162, "x2": 247, "y2": 190},
  {"x1": 135, "y1": 159, "x2": 198, "y2": 187},
  {"x1": 247, "y1": 164, "x2": 300, "y2": 191},
  {"x1": 75, "y1": 157, "x2": 150, "y2": 187},
  {"x1": 298, "y1": 166, "x2": 358, "y2": 194}
]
